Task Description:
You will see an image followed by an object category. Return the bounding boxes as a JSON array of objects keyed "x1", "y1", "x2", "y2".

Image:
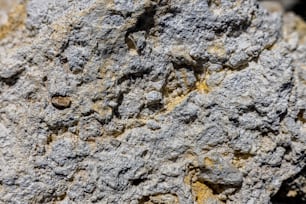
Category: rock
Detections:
[
  {"x1": 118, "y1": 89, "x2": 144, "y2": 118},
  {"x1": 0, "y1": 0, "x2": 306, "y2": 203},
  {"x1": 104, "y1": 120, "x2": 125, "y2": 137},
  {"x1": 199, "y1": 153, "x2": 243, "y2": 187},
  {"x1": 145, "y1": 91, "x2": 162, "y2": 105},
  {"x1": 78, "y1": 117, "x2": 102, "y2": 140}
]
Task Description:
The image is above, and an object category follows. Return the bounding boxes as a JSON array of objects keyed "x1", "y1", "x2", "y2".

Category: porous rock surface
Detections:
[{"x1": 0, "y1": 0, "x2": 305, "y2": 203}]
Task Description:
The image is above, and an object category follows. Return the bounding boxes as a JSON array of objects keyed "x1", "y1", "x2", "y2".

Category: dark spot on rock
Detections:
[{"x1": 51, "y1": 96, "x2": 72, "y2": 110}]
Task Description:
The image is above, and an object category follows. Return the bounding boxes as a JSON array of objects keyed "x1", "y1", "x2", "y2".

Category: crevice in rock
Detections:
[
  {"x1": 229, "y1": 117, "x2": 239, "y2": 127},
  {"x1": 280, "y1": 82, "x2": 293, "y2": 92},
  {"x1": 126, "y1": 6, "x2": 156, "y2": 36},
  {"x1": 125, "y1": 35, "x2": 138, "y2": 54},
  {"x1": 129, "y1": 177, "x2": 147, "y2": 186},
  {"x1": 203, "y1": 181, "x2": 242, "y2": 195},
  {"x1": 117, "y1": 67, "x2": 152, "y2": 85},
  {"x1": 207, "y1": 0, "x2": 221, "y2": 7},
  {"x1": 297, "y1": 109, "x2": 306, "y2": 123},
  {"x1": 113, "y1": 92, "x2": 124, "y2": 119},
  {"x1": 125, "y1": 5, "x2": 156, "y2": 52},
  {"x1": 278, "y1": 109, "x2": 288, "y2": 123},
  {"x1": 172, "y1": 61, "x2": 204, "y2": 74},
  {"x1": 147, "y1": 103, "x2": 163, "y2": 112},
  {"x1": 233, "y1": 152, "x2": 254, "y2": 160},
  {"x1": 125, "y1": 5, "x2": 156, "y2": 55},
  {"x1": 46, "y1": 120, "x2": 79, "y2": 136},
  {"x1": 0, "y1": 67, "x2": 25, "y2": 86},
  {"x1": 138, "y1": 195, "x2": 150, "y2": 203},
  {"x1": 271, "y1": 166, "x2": 306, "y2": 203},
  {"x1": 0, "y1": 74, "x2": 20, "y2": 86}
]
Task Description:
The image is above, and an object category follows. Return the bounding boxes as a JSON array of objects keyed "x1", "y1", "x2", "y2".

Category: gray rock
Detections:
[
  {"x1": 0, "y1": 0, "x2": 305, "y2": 203},
  {"x1": 199, "y1": 153, "x2": 243, "y2": 187},
  {"x1": 145, "y1": 90, "x2": 162, "y2": 105}
]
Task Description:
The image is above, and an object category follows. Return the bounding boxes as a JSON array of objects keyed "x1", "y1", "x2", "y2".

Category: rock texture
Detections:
[{"x1": 0, "y1": 0, "x2": 306, "y2": 203}]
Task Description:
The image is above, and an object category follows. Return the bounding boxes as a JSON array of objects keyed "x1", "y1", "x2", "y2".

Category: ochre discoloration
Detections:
[
  {"x1": 196, "y1": 80, "x2": 211, "y2": 93},
  {"x1": 295, "y1": 17, "x2": 306, "y2": 43},
  {"x1": 192, "y1": 181, "x2": 217, "y2": 204},
  {"x1": 99, "y1": 59, "x2": 115, "y2": 79},
  {"x1": 164, "y1": 78, "x2": 211, "y2": 112},
  {"x1": 232, "y1": 153, "x2": 253, "y2": 169},
  {"x1": 207, "y1": 43, "x2": 226, "y2": 57},
  {"x1": 0, "y1": 2, "x2": 26, "y2": 40},
  {"x1": 287, "y1": 190, "x2": 298, "y2": 198},
  {"x1": 164, "y1": 70, "x2": 211, "y2": 112},
  {"x1": 204, "y1": 157, "x2": 215, "y2": 168},
  {"x1": 185, "y1": 168, "x2": 222, "y2": 204},
  {"x1": 166, "y1": 80, "x2": 211, "y2": 111},
  {"x1": 92, "y1": 101, "x2": 112, "y2": 117},
  {"x1": 100, "y1": 0, "x2": 114, "y2": 9},
  {"x1": 165, "y1": 94, "x2": 188, "y2": 112}
]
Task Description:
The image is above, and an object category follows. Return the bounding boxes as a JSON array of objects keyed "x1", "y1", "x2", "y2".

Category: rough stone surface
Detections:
[{"x1": 0, "y1": 0, "x2": 306, "y2": 203}]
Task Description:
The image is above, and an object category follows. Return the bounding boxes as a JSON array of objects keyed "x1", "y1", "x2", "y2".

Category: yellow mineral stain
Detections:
[
  {"x1": 0, "y1": 2, "x2": 26, "y2": 40},
  {"x1": 232, "y1": 153, "x2": 252, "y2": 169},
  {"x1": 92, "y1": 102, "x2": 112, "y2": 116},
  {"x1": 100, "y1": 0, "x2": 114, "y2": 9},
  {"x1": 165, "y1": 94, "x2": 188, "y2": 112},
  {"x1": 100, "y1": 59, "x2": 113, "y2": 76},
  {"x1": 184, "y1": 151, "x2": 198, "y2": 166},
  {"x1": 207, "y1": 43, "x2": 226, "y2": 57},
  {"x1": 192, "y1": 181, "x2": 216, "y2": 204},
  {"x1": 184, "y1": 169, "x2": 196, "y2": 186},
  {"x1": 165, "y1": 78, "x2": 211, "y2": 112},
  {"x1": 184, "y1": 173, "x2": 192, "y2": 185},
  {"x1": 51, "y1": 23, "x2": 70, "y2": 42},
  {"x1": 204, "y1": 157, "x2": 215, "y2": 168},
  {"x1": 287, "y1": 190, "x2": 298, "y2": 198},
  {"x1": 185, "y1": 170, "x2": 222, "y2": 204},
  {"x1": 196, "y1": 80, "x2": 211, "y2": 93},
  {"x1": 92, "y1": 101, "x2": 112, "y2": 117},
  {"x1": 294, "y1": 17, "x2": 306, "y2": 43},
  {"x1": 232, "y1": 158, "x2": 245, "y2": 169}
]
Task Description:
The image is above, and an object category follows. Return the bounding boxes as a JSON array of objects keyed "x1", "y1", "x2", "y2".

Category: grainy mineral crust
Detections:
[{"x1": 0, "y1": 0, "x2": 306, "y2": 203}]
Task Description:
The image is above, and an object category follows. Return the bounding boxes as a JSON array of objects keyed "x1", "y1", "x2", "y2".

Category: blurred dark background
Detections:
[
  {"x1": 260, "y1": 0, "x2": 306, "y2": 19},
  {"x1": 291, "y1": 0, "x2": 306, "y2": 20}
]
